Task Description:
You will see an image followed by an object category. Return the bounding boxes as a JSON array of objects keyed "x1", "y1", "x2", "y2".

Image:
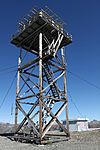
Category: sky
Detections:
[{"x1": 0, "y1": 0, "x2": 100, "y2": 123}]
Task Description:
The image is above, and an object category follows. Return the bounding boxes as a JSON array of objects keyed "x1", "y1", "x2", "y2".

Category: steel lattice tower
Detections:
[{"x1": 11, "y1": 7, "x2": 72, "y2": 144}]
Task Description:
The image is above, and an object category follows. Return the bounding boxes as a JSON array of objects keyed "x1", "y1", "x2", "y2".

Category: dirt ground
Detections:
[{"x1": 0, "y1": 130, "x2": 100, "y2": 150}]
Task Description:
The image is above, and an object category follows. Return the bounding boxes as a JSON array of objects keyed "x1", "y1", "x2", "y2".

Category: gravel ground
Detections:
[{"x1": 0, "y1": 130, "x2": 100, "y2": 150}]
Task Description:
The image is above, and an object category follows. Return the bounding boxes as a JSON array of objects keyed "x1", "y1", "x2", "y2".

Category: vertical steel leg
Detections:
[
  {"x1": 61, "y1": 47, "x2": 69, "y2": 134},
  {"x1": 39, "y1": 33, "x2": 43, "y2": 142},
  {"x1": 15, "y1": 48, "x2": 21, "y2": 129}
]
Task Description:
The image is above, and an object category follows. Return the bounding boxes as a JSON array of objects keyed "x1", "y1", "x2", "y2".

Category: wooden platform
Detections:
[{"x1": 11, "y1": 10, "x2": 72, "y2": 55}]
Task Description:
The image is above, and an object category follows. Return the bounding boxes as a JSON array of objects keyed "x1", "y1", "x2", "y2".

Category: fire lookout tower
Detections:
[{"x1": 11, "y1": 7, "x2": 72, "y2": 144}]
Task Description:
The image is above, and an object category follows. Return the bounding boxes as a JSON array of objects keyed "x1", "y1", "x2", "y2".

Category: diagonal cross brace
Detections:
[
  {"x1": 42, "y1": 101, "x2": 68, "y2": 138},
  {"x1": 15, "y1": 100, "x2": 38, "y2": 133},
  {"x1": 20, "y1": 74, "x2": 38, "y2": 98},
  {"x1": 16, "y1": 101, "x2": 40, "y2": 137}
]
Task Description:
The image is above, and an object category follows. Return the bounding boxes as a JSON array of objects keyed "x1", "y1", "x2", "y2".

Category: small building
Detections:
[{"x1": 62, "y1": 118, "x2": 89, "y2": 132}]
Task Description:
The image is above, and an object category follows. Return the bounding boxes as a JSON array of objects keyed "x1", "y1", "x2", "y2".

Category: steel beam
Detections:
[
  {"x1": 15, "y1": 48, "x2": 22, "y2": 128},
  {"x1": 61, "y1": 47, "x2": 69, "y2": 133},
  {"x1": 39, "y1": 33, "x2": 43, "y2": 141}
]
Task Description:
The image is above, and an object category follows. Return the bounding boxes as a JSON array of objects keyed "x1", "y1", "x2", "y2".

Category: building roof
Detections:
[{"x1": 62, "y1": 118, "x2": 89, "y2": 125}]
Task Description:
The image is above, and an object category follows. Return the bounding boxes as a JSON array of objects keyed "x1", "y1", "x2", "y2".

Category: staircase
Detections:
[{"x1": 43, "y1": 62, "x2": 59, "y2": 99}]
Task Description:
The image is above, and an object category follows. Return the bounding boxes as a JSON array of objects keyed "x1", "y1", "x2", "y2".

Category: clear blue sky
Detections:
[{"x1": 0, "y1": 0, "x2": 100, "y2": 123}]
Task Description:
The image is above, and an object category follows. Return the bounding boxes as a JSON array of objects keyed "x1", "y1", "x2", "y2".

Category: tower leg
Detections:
[
  {"x1": 15, "y1": 48, "x2": 21, "y2": 129},
  {"x1": 39, "y1": 33, "x2": 43, "y2": 143},
  {"x1": 61, "y1": 47, "x2": 69, "y2": 134}
]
